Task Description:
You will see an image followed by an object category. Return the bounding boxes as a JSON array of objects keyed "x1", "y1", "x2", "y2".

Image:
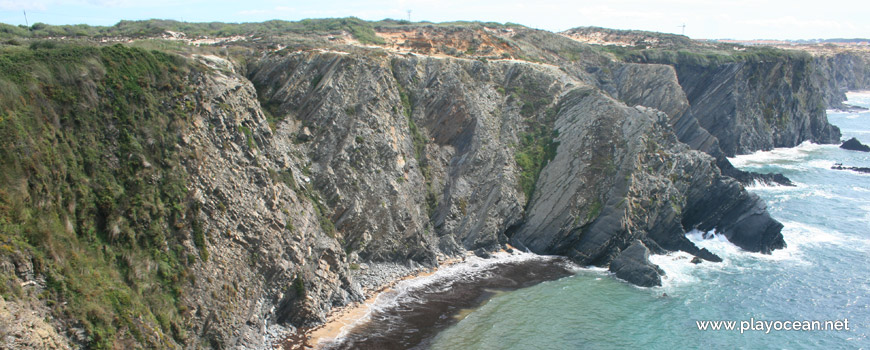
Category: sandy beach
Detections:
[
  {"x1": 280, "y1": 251, "x2": 575, "y2": 350},
  {"x1": 278, "y1": 255, "x2": 467, "y2": 349}
]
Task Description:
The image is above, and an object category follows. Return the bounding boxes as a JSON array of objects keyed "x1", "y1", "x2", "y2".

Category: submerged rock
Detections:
[
  {"x1": 832, "y1": 163, "x2": 870, "y2": 174},
  {"x1": 840, "y1": 137, "x2": 870, "y2": 152}
]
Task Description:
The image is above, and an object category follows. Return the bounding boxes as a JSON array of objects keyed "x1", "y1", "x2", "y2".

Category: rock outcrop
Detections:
[
  {"x1": 609, "y1": 62, "x2": 793, "y2": 185},
  {"x1": 509, "y1": 88, "x2": 783, "y2": 268},
  {"x1": 832, "y1": 163, "x2": 870, "y2": 174},
  {"x1": 609, "y1": 240, "x2": 664, "y2": 287},
  {"x1": 840, "y1": 137, "x2": 870, "y2": 152}
]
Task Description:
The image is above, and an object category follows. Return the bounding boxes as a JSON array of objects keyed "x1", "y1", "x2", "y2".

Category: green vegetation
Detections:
[
  {"x1": 239, "y1": 125, "x2": 256, "y2": 149},
  {"x1": 0, "y1": 42, "x2": 203, "y2": 348},
  {"x1": 293, "y1": 275, "x2": 305, "y2": 297},
  {"x1": 505, "y1": 75, "x2": 560, "y2": 201},
  {"x1": 619, "y1": 45, "x2": 812, "y2": 67},
  {"x1": 585, "y1": 199, "x2": 603, "y2": 222},
  {"x1": 269, "y1": 168, "x2": 297, "y2": 191},
  {"x1": 1, "y1": 17, "x2": 386, "y2": 45},
  {"x1": 515, "y1": 129, "x2": 559, "y2": 201},
  {"x1": 301, "y1": 187, "x2": 335, "y2": 237}
]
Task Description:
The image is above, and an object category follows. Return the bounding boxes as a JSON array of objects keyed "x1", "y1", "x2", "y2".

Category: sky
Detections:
[{"x1": 1, "y1": 0, "x2": 868, "y2": 40}]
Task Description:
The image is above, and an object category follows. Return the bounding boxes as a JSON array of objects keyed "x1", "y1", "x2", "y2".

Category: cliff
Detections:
[
  {"x1": 813, "y1": 51, "x2": 870, "y2": 108},
  {"x1": 0, "y1": 20, "x2": 853, "y2": 349},
  {"x1": 624, "y1": 49, "x2": 841, "y2": 156}
]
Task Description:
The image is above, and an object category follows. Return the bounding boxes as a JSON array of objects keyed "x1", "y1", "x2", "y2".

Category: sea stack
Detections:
[{"x1": 840, "y1": 137, "x2": 870, "y2": 152}]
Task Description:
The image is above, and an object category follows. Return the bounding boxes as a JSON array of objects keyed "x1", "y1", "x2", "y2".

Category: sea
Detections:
[{"x1": 326, "y1": 92, "x2": 870, "y2": 349}]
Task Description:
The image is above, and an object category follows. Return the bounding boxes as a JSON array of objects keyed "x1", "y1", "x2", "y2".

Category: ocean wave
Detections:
[
  {"x1": 649, "y1": 229, "x2": 812, "y2": 292},
  {"x1": 845, "y1": 91, "x2": 870, "y2": 105},
  {"x1": 807, "y1": 159, "x2": 837, "y2": 170},
  {"x1": 649, "y1": 251, "x2": 707, "y2": 288},
  {"x1": 746, "y1": 180, "x2": 806, "y2": 192},
  {"x1": 728, "y1": 141, "x2": 830, "y2": 168},
  {"x1": 375, "y1": 251, "x2": 557, "y2": 308},
  {"x1": 779, "y1": 220, "x2": 870, "y2": 252}
]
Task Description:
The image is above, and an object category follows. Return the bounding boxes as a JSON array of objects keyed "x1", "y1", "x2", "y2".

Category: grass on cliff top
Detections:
[
  {"x1": 596, "y1": 42, "x2": 812, "y2": 67},
  {"x1": 1, "y1": 17, "x2": 386, "y2": 45},
  {"x1": 0, "y1": 42, "x2": 204, "y2": 348}
]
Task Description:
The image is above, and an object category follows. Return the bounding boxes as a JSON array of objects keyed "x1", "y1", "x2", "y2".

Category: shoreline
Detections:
[
  {"x1": 276, "y1": 254, "x2": 469, "y2": 350},
  {"x1": 305, "y1": 255, "x2": 465, "y2": 349},
  {"x1": 276, "y1": 249, "x2": 576, "y2": 349},
  {"x1": 309, "y1": 252, "x2": 575, "y2": 349}
]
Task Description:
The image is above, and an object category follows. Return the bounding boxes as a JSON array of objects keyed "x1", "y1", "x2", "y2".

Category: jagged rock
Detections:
[
  {"x1": 690, "y1": 256, "x2": 703, "y2": 264},
  {"x1": 510, "y1": 90, "x2": 779, "y2": 267},
  {"x1": 0, "y1": 297, "x2": 71, "y2": 350},
  {"x1": 832, "y1": 163, "x2": 870, "y2": 174},
  {"x1": 473, "y1": 249, "x2": 492, "y2": 259},
  {"x1": 609, "y1": 240, "x2": 664, "y2": 287},
  {"x1": 297, "y1": 126, "x2": 313, "y2": 141},
  {"x1": 611, "y1": 62, "x2": 793, "y2": 186},
  {"x1": 840, "y1": 137, "x2": 870, "y2": 152}
]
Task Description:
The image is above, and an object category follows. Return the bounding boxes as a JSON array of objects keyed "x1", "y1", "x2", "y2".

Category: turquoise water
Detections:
[{"x1": 430, "y1": 92, "x2": 870, "y2": 349}]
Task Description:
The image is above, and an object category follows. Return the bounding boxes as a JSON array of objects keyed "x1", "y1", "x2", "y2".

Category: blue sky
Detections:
[{"x1": 1, "y1": 0, "x2": 868, "y2": 40}]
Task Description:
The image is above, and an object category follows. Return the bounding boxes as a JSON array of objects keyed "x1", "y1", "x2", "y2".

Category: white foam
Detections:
[
  {"x1": 728, "y1": 141, "x2": 830, "y2": 168},
  {"x1": 649, "y1": 251, "x2": 706, "y2": 288},
  {"x1": 650, "y1": 229, "x2": 814, "y2": 292},
  {"x1": 845, "y1": 91, "x2": 870, "y2": 107},
  {"x1": 780, "y1": 220, "x2": 870, "y2": 251},
  {"x1": 746, "y1": 180, "x2": 806, "y2": 192},
  {"x1": 385, "y1": 251, "x2": 556, "y2": 306},
  {"x1": 807, "y1": 159, "x2": 837, "y2": 170},
  {"x1": 779, "y1": 220, "x2": 845, "y2": 246},
  {"x1": 806, "y1": 188, "x2": 849, "y2": 200}
]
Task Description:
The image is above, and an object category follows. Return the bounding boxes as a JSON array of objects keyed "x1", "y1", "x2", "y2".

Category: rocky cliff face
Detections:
[
  {"x1": 670, "y1": 57, "x2": 840, "y2": 156},
  {"x1": 508, "y1": 89, "x2": 783, "y2": 274},
  {"x1": 608, "y1": 62, "x2": 793, "y2": 185},
  {"x1": 245, "y1": 50, "x2": 786, "y2": 320},
  {"x1": 174, "y1": 57, "x2": 365, "y2": 347},
  {"x1": 814, "y1": 52, "x2": 870, "y2": 108}
]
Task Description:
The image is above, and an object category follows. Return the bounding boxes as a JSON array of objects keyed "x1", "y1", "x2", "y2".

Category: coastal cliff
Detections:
[
  {"x1": 625, "y1": 49, "x2": 841, "y2": 156},
  {"x1": 813, "y1": 51, "x2": 870, "y2": 109},
  {"x1": 0, "y1": 20, "x2": 852, "y2": 349}
]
